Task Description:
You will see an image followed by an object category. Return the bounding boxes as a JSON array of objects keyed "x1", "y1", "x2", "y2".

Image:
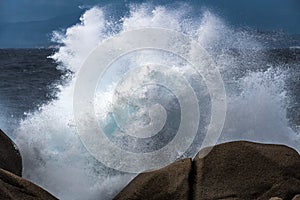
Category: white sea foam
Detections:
[{"x1": 13, "y1": 4, "x2": 299, "y2": 200}]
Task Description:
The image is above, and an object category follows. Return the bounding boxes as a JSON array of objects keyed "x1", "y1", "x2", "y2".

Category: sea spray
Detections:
[{"x1": 13, "y1": 4, "x2": 299, "y2": 200}]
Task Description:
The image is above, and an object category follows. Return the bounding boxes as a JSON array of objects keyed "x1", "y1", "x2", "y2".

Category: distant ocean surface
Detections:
[
  {"x1": 0, "y1": 48, "x2": 299, "y2": 133},
  {"x1": 0, "y1": 49, "x2": 63, "y2": 133}
]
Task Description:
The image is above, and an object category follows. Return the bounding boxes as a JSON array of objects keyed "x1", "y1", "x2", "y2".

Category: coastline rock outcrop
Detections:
[
  {"x1": 113, "y1": 158, "x2": 192, "y2": 200},
  {"x1": 0, "y1": 129, "x2": 22, "y2": 176},
  {"x1": 0, "y1": 168, "x2": 57, "y2": 200},
  {"x1": 0, "y1": 129, "x2": 58, "y2": 200},
  {"x1": 193, "y1": 141, "x2": 300, "y2": 200},
  {"x1": 2, "y1": 127, "x2": 300, "y2": 200},
  {"x1": 114, "y1": 141, "x2": 300, "y2": 200}
]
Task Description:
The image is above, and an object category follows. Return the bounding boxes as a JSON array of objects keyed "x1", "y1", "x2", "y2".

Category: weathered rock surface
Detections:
[
  {"x1": 0, "y1": 129, "x2": 22, "y2": 176},
  {"x1": 0, "y1": 129, "x2": 58, "y2": 199},
  {"x1": 115, "y1": 141, "x2": 300, "y2": 200},
  {"x1": 114, "y1": 158, "x2": 192, "y2": 200},
  {"x1": 0, "y1": 168, "x2": 57, "y2": 200},
  {"x1": 193, "y1": 141, "x2": 300, "y2": 200}
]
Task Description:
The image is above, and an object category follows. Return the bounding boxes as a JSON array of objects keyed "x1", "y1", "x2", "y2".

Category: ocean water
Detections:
[{"x1": 0, "y1": 4, "x2": 300, "y2": 200}]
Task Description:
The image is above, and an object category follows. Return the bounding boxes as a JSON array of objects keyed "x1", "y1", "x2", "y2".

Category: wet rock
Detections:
[
  {"x1": 0, "y1": 168, "x2": 57, "y2": 200},
  {"x1": 0, "y1": 129, "x2": 22, "y2": 176},
  {"x1": 193, "y1": 141, "x2": 300, "y2": 200},
  {"x1": 113, "y1": 158, "x2": 192, "y2": 200},
  {"x1": 115, "y1": 141, "x2": 300, "y2": 200}
]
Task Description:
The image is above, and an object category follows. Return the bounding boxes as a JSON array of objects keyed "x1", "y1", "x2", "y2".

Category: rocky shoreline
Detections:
[
  {"x1": 1, "y1": 129, "x2": 300, "y2": 200},
  {"x1": 114, "y1": 141, "x2": 300, "y2": 200},
  {"x1": 0, "y1": 129, "x2": 57, "y2": 200}
]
